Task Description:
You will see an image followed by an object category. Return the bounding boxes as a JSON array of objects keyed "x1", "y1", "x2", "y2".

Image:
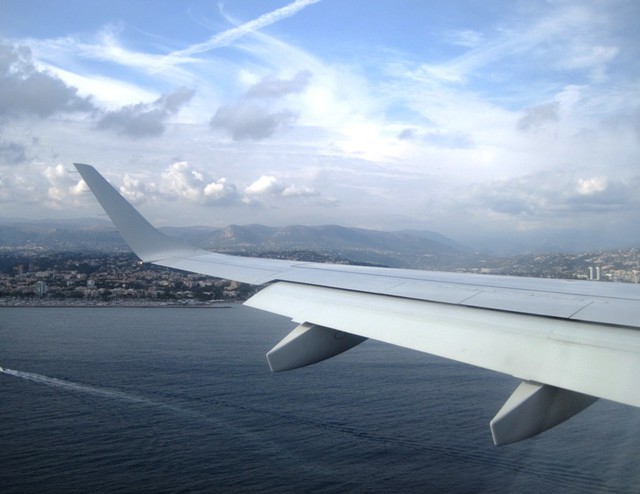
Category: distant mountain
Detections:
[
  {"x1": 0, "y1": 218, "x2": 475, "y2": 269},
  {"x1": 160, "y1": 223, "x2": 474, "y2": 268},
  {"x1": 0, "y1": 218, "x2": 127, "y2": 252}
]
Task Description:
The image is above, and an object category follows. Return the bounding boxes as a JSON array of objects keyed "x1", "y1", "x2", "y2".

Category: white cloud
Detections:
[
  {"x1": 577, "y1": 177, "x2": 606, "y2": 196},
  {"x1": 159, "y1": 161, "x2": 238, "y2": 205},
  {"x1": 29, "y1": 26, "x2": 193, "y2": 75},
  {"x1": 40, "y1": 66, "x2": 157, "y2": 110},
  {"x1": 43, "y1": 164, "x2": 86, "y2": 205},
  {"x1": 282, "y1": 184, "x2": 318, "y2": 198},
  {"x1": 244, "y1": 175, "x2": 285, "y2": 196},
  {"x1": 204, "y1": 178, "x2": 236, "y2": 202},
  {"x1": 119, "y1": 174, "x2": 155, "y2": 205},
  {"x1": 243, "y1": 174, "x2": 318, "y2": 202}
]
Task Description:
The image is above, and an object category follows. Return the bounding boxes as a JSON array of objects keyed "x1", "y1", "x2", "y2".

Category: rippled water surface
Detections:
[{"x1": 1, "y1": 306, "x2": 639, "y2": 493}]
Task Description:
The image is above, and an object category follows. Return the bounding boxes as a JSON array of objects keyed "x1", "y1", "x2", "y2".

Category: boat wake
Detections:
[{"x1": 0, "y1": 366, "x2": 173, "y2": 410}]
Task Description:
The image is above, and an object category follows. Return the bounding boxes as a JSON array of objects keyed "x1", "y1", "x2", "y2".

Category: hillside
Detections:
[{"x1": 0, "y1": 218, "x2": 475, "y2": 269}]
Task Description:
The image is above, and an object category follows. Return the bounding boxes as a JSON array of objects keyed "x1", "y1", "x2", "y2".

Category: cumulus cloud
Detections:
[
  {"x1": 570, "y1": 176, "x2": 631, "y2": 209},
  {"x1": 97, "y1": 87, "x2": 194, "y2": 138},
  {"x1": 119, "y1": 174, "x2": 157, "y2": 205},
  {"x1": 243, "y1": 174, "x2": 318, "y2": 203},
  {"x1": 43, "y1": 164, "x2": 86, "y2": 205},
  {"x1": 203, "y1": 178, "x2": 236, "y2": 202},
  {"x1": 244, "y1": 175, "x2": 285, "y2": 196},
  {"x1": 111, "y1": 162, "x2": 238, "y2": 206},
  {"x1": 282, "y1": 184, "x2": 318, "y2": 198},
  {"x1": 77, "y1": 160, "x2": 319, "y2": 211},
  {"x1": 576, "y1": 177, "x2": 608, "y2": 196},
  {"x1": 160, "y1": 161, "x2": 237, "y2": 205},
  {"x1": 210, "y1": 71, "x2": 311, "y2": 141},
  {"x1": 0, "y1": 42, "x2": 93, "y2": 119}
]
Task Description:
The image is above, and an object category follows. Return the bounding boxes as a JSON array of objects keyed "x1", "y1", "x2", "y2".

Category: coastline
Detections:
[{"x1": 0, "y1": 299, "x2": 237, "y2": 309}]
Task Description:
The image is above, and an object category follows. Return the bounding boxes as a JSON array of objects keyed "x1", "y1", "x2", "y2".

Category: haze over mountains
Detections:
[
  {"x1": 0, "y1": 218, "x2": 475, "y2": 269},
  {"x1": 3, "y1": 218, "x2": 640, "y2": 282}
]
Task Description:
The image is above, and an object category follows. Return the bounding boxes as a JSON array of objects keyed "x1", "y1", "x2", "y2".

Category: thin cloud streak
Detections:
[
  {"x1": 168, "y1": 0, "x2": 321, "y2": 58},
  {"x1": 420, "y1": 2, "x2": 621, "y2": 86}
]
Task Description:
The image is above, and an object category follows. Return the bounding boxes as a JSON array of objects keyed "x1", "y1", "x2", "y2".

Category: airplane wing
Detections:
[{"x1": 74, "y1": 163, "x2": 640, "y2": 445}]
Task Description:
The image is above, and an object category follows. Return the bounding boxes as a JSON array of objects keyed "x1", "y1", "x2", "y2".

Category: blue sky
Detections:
[{"x1": 1, "y1": 0, "x2": 639, "y2": 251}]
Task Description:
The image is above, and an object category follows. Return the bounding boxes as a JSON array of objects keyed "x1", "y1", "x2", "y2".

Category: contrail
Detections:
[{"x1": 170, "y1": 0, "x2": 321, "y2": 58}]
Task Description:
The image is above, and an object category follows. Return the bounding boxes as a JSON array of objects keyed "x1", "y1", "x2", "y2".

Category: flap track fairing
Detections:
[
  {"x1": 267, "y1": 322, "x2": 367, "y2": 372},
  {"x1": 490, "y1": 381, "x2": 598, "y2": 445}
]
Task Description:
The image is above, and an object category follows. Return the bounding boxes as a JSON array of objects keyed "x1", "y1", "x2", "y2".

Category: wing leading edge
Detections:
[{"x1": 74, "y1": 163, "x2": 640, "y2": 445}]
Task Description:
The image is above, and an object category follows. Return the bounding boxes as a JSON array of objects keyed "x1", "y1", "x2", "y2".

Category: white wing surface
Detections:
[{"x1": 74, "y1": 163, "x2": 640, "y2": 445}]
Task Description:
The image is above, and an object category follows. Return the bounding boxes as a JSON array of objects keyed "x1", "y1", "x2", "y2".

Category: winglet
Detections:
[{"x1": 74, "y1": 163, "x2": 199, "y2": 262}]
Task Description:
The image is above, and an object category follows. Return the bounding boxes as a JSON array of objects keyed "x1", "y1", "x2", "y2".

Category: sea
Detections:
[{"x1": 1, "y1": 305, "x2": 639, "y2": 493}]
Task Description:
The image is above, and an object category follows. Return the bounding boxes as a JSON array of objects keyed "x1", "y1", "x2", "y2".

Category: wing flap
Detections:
[{"x1": 246, "y1": 281, "x2": 640, "y2": 408}]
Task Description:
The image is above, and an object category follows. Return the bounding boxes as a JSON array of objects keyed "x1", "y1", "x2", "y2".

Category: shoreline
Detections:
[{"x1": 0, "y1": 299, "x2": 238, "y2": 309}]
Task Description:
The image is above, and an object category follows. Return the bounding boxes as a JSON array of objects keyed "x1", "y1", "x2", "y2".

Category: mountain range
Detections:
[{"x1": 0, "y1": 218, "x2": 477, "y2": 269}]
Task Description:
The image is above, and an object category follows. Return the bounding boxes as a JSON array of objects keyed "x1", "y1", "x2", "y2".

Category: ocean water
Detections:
[{"x1": 1, "y1": 305, "x2": 639, "y2": 493}]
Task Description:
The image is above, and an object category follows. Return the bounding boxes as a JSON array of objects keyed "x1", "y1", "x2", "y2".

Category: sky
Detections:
[{"x1": 1, "y1": 0, "x2": 639, "y2": 252}]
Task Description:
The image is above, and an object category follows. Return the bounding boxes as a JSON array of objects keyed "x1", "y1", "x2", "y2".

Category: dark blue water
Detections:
[{"x1": 1, "y1": 306, "x2": 639, "y2": 493}]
